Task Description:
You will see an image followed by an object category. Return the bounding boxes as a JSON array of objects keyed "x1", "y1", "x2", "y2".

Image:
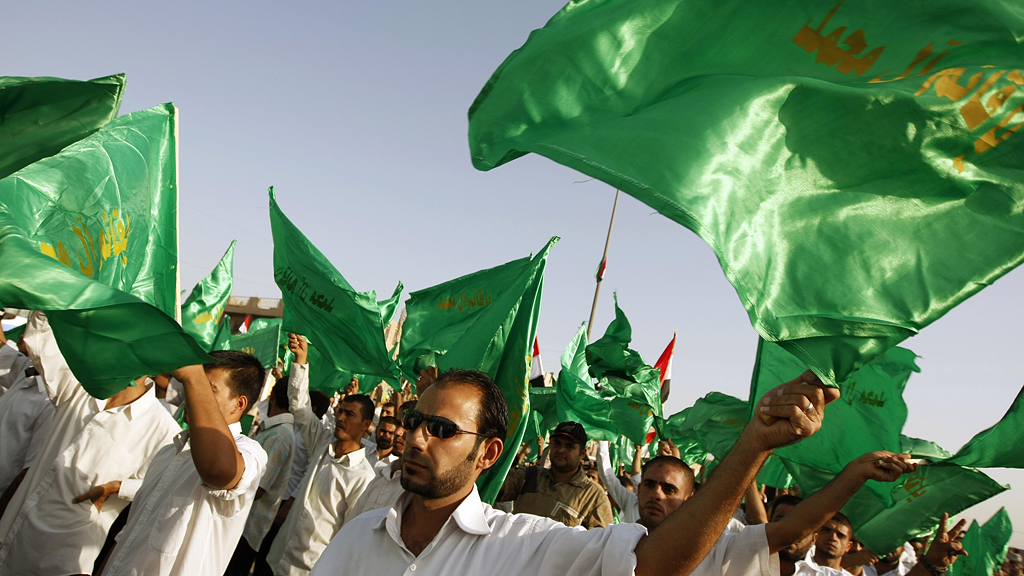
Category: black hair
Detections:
[
  {"x1": 342, "y1": 393, "x2": 375, "y2": 421},
  {"x1": 433, "y1": 368, "x2": 508, "y2": 440},
  {"x1": 767, "y1": 494, "x2": 804, "y2": 519},
  {"x1": 310, "y1": 391, "x2": 330, "y2": 419},
  {"x1": 204, "y1": 350, "x2": 265, "y2": 412},
  {"x1": 378, "y1": 415, "x2": 399, "y2": 429},
  {"x1": 828, "y1": 511, "x2": 854, "y2": 535},
  {"x1": 643, "y1": 455, "x2": 695, "y2": 485},
  {"x1": 271, "y1": 376, "x2": 289, "y2": 411}
]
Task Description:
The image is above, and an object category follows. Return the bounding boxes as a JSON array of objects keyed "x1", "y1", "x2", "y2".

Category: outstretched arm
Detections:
[
  {"x1": 743, "y1": 480, "x2": 768, "y2": 525},
  {"x1": 634, "y1": 371, "x2": 839, "y2": 576},
  {"x1": 765, "y1": 451, "x2": 917, "y2": 553},
  {"x1": 173, "y1": 364, "x2": 245, "y2": 490}
]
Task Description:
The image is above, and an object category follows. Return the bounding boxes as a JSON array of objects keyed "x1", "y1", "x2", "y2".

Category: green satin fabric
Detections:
[
  {"x1": 469, "y1": 0, "x2": 1024, "y2": 385},
  {"x1": 270, "y1": 188, "x2": 402, "y2": 389},
  {"x1": 659, "y1": 392, "x2": 748, "y2": 466},
  {"x1": 181, "y1": 241, "x2": 235, "y2": 352},
  {"x1": 0, "y1": 74, "x2": 123, "y2": 181},
  {"x1": 427, "y1": 238, "x2": 556, "y2": 504},
  {"x1": 949, "y1": 509, "x2": 1013, "y2": 576},
  {"x1": 0, "y1": 102, "x2": 211, "y2": 399},
  {"x1": 948, "y1": 382, "x2": 1024, "y2": 468},
  {"x1": 230, "y1": 322, "x2": 281, "y2": 370},
  {"x1": 556, "y1": 324, "x2": 620, "y2": 442}
]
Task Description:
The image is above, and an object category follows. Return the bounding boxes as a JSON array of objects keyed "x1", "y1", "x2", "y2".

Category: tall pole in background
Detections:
[{"x1": 587, "y1": 189, "x2": 620, "y2": 341}]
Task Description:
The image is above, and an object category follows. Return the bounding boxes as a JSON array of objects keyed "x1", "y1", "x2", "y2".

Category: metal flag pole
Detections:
[{"x1": 586, "y1": 189, "x2": 621, "y2": 341}]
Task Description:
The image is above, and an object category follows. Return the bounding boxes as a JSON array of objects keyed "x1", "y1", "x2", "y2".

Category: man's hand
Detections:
[
  {"x1": 845, "y1": 451, "x2": 917, "y2": 483},
  {"x1": 72, "y1": 481, "x2": 122, "y2": 511},
  {"x1": 926, "y1": 513, "x2": 968, "y2": 567},
  {"x1": 288, "y1": 333, "x2": 308, "y2": 365},
  {"x1": 749, "y1": 370, "x2": 840, "y2": 451}
]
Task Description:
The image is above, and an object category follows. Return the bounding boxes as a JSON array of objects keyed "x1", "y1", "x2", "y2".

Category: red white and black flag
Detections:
[
  {"x1": 653, "y1": 332, "x2": 676, "y2": 403},
  {"x1": 530, "y1": 336, "x2": 546, "y2": 386}
]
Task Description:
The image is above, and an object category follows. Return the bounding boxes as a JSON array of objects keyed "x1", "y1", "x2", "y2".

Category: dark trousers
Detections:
[{"x1": 224, "y1": 522, "x2": 281, "y2": 576}]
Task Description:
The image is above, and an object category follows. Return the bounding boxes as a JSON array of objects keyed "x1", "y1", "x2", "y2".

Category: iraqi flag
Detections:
[
  {"x1": 653, "y1": 332, "x2": 676, "y2": 403},
  {"x1": 529, "y1": 336, "x2": 546, "y2": 386}
]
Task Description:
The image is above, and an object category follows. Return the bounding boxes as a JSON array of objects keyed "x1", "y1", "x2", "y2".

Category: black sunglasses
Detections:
[{"x1": 403, "y1": 409, "x2": 489, "y2": 440}]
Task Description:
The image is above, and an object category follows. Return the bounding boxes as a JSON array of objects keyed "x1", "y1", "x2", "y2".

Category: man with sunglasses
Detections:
[
  {"x1": 497, "y1": 420, "x2": 612, "y2": 529},
  {"x1": 266, "y1": 334, "x2": 376, "y2": 576},
  {"x1": 311, "y1": 367, "x2": 840, "y2": 576}
]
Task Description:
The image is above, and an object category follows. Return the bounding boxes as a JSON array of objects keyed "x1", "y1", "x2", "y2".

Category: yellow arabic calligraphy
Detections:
[
  {"x1": 39, "y1": 209, "x2": 132, "y2": 278},
  {"x1": 902, "y1": 469, "x2": 928, "y2": 503},
  {"x1": 437, "y1": 290, "x2": 493, "y2": 311},
  {"x1": 793, "y1": 3, "x2": 884, "y2": 77}
]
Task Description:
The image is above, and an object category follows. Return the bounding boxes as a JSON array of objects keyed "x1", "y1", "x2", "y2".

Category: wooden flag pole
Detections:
[
  {"x1": 173, "y1": 106, "x2": 182, "y2": 324},
  {"x1": 586, "y1": 189, "x2": 620, "y2": 341}
]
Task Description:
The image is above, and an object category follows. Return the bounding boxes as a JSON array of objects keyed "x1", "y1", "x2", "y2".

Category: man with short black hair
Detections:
[
  {"x1": 100, "y1": 349, "x2": 269, "y2": 576},
  {"x1": 369, "y1": 415, "x2": 399, "y2": 470},
  {"x1": 498, "y1": 420, "x2": 613, "y2": 529},
  {"x1": 267, "y1": 334, "x2": 375, "y2": 576},
  {"x1": 795, "y1": 514, "x2": 855, "y2": 576}
]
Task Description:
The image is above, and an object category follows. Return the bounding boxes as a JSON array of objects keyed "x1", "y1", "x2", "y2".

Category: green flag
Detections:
[
  {"x1": 0, "y1": 103, "x2": 211, "y2": 398},
  {"x1": 434, "y1": 237, "x2": 557, "y2": 503},
  {"x1": 270, "y1": 188, "x2": 402, "y2": 388},
  {"x1": 555, "y1": 324, "x2": 619, "y2": 442},
  {"x1": 3, "y1": 324, "x2": 26, "y2": 344},
  {"x1": 469, "y1": 0, "x2": 1024, "y2": 387},
  {"x1": 586, "y1": 295, "x2": 663, "y2": 445},
  {"x1": 660, "y1": 392, "x2": 748, "y2": 464},
  {"x1": 231, "y1": 322, "x2": 281, "y2": 369},
  {"x1": 211, "y1": 314, "x2": 233, "y2": 352},
  {"x1": 749, "y1": 338, "x2": 919, "y2": 504},
  {"x1": 949, "y1": 508, "x2": 1013, "y2": 576},
  {"x1": 0, "y1": 74, "x2": 124, "y2": 180},
  {"x1": 946, "y1": 382, "x2": 1024, "y2": 468},
  {"x1": 181, "y1": 241, "x2": 235, "y2": 352}
]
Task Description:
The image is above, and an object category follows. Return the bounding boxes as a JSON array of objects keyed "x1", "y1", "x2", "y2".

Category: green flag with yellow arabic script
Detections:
[
  {"x1": 182, "y1": 241, "x2": 235, "y2": 352},
  {"x1": 427, "y1": 237, "x2": 557, "y2": 504},
  {"x1": 0, "y1": 103, "x2": 213, "y2": 398},
  {"x1": 0, "y1": 74, "x2": 124, "y2": 181},
  {"x1": 469, "y1": 0, "x2": 1024, "y2": 387},
  {"x1": 270, "y1": 188, "x2": 402, "y2": 389}
]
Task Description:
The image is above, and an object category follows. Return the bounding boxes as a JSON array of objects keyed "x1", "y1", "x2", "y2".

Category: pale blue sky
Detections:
[{"x1": 5, "y1": 0, "x2": 1021, "y2": 545}]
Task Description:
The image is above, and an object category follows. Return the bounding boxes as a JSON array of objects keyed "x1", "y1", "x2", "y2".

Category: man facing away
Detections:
[
  {"x1": 310, "y1": 367, "x2": 838, "y2": 576},
  {"x1": 266, "y1": 334, "x2": 376, "y2": 576},
  {"x1": 225, "y1": 375, "x2": 296, "y2": 576},
  {"x1": 498, "y1": 420, "x2": 613, "y2": 529},
  {"x1": 98, "y1": 350, "x2": 268, "y2": 576},
  {"x1": 0, "y1": 312, "x2": 180, "y2": 576}
]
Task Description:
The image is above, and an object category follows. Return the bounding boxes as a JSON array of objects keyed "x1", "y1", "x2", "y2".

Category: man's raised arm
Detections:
[
  {"x1": 173, "y1": 364, "x2": 245, "y2": 490},
  {"x1": 635, "y1": 371, "x2": 840, "y2": 576}
]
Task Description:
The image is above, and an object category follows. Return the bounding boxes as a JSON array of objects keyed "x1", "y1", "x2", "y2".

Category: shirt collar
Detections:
[
  {"x1": 261, "y1": 412, "x2": 294, "y2": 429},
  {"x1": 378, "y1": 484, "x2": 491, "y2": 540},
  {"x1": 331, "y1": 442, "x2": 369, "y2": 464},
  {"x1": 119, "y1": 380, "x2": 159, "y2": 421}
]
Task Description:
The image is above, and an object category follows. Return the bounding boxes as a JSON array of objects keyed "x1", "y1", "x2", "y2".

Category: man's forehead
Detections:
[
  {"x1": 642, "y1": 463, "x2": 686, "y2": 486},
  {"x1": 417, "y1": 382, "x2": 480, "y2": 426}
]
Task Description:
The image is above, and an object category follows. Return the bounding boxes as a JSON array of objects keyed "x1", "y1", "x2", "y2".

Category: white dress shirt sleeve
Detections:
[
  {"x1": 207, "y1": 435, "x2": 268, "y2": 501},
  {"x1": 691, "y1": 523, "x2": 779, "y2": 576},
  {"x1": 21, "y1": 311, "x2": 81, "y2": 406},
  {"x1": 23, "y1": 396, "x2": 55, "y2": 469},
  {"x1": 289, "y1": 363, "x2": 330, "y2": 450},
  {"x1": 597, "y1": 441, "x2": 638, "y2": 512},
  {"x1": 118, "y1": 478, "x2": 144, "y2": 501}
]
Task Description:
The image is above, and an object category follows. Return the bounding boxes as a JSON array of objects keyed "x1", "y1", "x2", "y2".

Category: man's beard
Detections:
[
  {"x1": 377, "y1": 437, "x2": 393, "y2": 451},
  {"x1": 779, "y1": 540, "x2": 813, "y2": 564},
  {"x1": 401, "y1": 441, "x2": 480, "y2": 500}
]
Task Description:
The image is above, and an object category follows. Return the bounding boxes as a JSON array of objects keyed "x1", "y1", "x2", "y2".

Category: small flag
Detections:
[
  {"x1": 595, "y1": 257, "x2": 607, "y2": 281},
  {"x1": 653, "y1": 332, "x2": 676, "y2": 404},
  {"x1": 530, "y1": 336, "x2": 545, "y2": 384},
  {"x1": 239, "y1": 315, "x2": 252, "y2": 333}
]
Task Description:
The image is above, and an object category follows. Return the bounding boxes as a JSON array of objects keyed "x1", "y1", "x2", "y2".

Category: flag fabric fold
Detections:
[
  {"x1": 181, "y1": 241, "x2": 235, "y2": 352},
  {"x1": 469, "y1": 0, "x2": 1024, "y2": 386},
  {"x1": 555, "y1": 324, "x2": 619, "y2": 442},
  {"x1": 949, "y1": 508, "x2": 1013, "y2": 576}
]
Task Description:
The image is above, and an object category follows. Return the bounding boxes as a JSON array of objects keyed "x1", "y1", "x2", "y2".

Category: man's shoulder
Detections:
[{"x1": 236, "y1": 432, "x2": 269, "y2": 466}]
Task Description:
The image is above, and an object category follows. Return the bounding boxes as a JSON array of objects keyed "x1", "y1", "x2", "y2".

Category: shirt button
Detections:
[
  {"x1": 156, "y1": 486, "x2": 164, "y2": 492},
  {"x1": 176, "y1": 455, "x2": 184, "y2": 462},
  {"x1": 409, "y1": 565, "x2": 417, "y2": 572}
]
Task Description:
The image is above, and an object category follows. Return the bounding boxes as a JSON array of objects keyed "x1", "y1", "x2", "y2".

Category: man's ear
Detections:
[
  {"x1": 235, "y1": 394, "x2": 249, "y2": 418},
  {"x1": 478, "y1": 437, "x2": 504, "y2": 471}
]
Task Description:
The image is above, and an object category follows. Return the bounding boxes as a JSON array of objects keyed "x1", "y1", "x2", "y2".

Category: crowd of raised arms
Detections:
[{"x1": 0, "y1": 318, "x2": 1015, "y2": 576}]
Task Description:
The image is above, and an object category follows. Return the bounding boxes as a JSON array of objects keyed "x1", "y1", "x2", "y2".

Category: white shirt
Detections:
[
  {"x1": 267, "y1": 363, "x2": 376, "y2": 576},
  {"x1": 103, "y1": 421, "x2": 268, "y2": 576},
  {"x1": 0, "y1": 365, "x2": 54, "y2": 494},
  {"x1": 596, "y1": 440, "x2": 640, "y2": 524},
  {"x1": 864, "y1": 543, "x2": 917, "y2": 576},
  {"x1": 795, "y1": 547, "x2": 856, "y2": 576},
  {"x1": 284, "y1": 430, "x2": 309, "y2": 500},
  {"x1": 0, "y1": 312, "x2": 180, "y2": 576},
  {"x1": 311, "y1": 485, "x2": 647, "y2": 576},
  {"x1": 690, "y1": 523, "x2": 779, "y2": 576},
  {"x1": 347, "y1": 459, "x2": 405, "y2": 521},
  {"x1": 366, "y1": 443, "x2": 399, "y2": 471},
  {"x1": 0, "y1": 344, "x2": 32, "y2": 397}
]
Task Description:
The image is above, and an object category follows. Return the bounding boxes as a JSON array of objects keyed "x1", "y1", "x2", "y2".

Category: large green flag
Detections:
[
  {"x1": 659, "y1": 392, "x2": 748, "y2": 465},
  {"x1": 181, "y1": 241, "x2": 235, "y2": 351},
  {"x1": 949, "y1": 508, "x2": 1013, "y2": 576},
  {"x1": 469, "y1": 0, "x2": 1024, "y2": 387},
  {"x1": 0, "y1": 103, "x2": 211, "y2": 398},
  {"x1": 586, "y1": 295, "x2": 663, "y2": 445},
  {"x1": 555, "y1": 324, "x2": 619, "y2": 442},
  {"x1": 434, "y1": 237, "x2": 557, "y2": 503},
  {"x1": 399, "y1": 252, "x2": 542, "y2": 383},
  {"x1": 0, "y1": 74, "x2": 124, "y2": 180},
  {"x1": 749, "y1": 338, "x2": 919, "y2": 504},
  {"x1": 946, "y1": 382, "x2": 1024, "y2": 468},
  {"x1": 269, "y1": 188, "x2": 402, "y2": 388}
]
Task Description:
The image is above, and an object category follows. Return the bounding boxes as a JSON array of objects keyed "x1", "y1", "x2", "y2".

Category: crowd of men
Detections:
[{"x1": 0, "y1": 313, "x2": 977, "y2": 576}]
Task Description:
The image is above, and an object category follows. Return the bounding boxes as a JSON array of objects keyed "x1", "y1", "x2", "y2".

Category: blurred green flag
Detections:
[
  {"x1": 586, "y1": 295, "x2": 663, "y2": 445},
  {"x1": 659, "y1": 392, "x2": 748, "y2": 465},
  {"x1": 0, "y1": 74, "x2": 124, "y2": 180},
  {"x1": 181, "y1": 241, "x2": 235, "y2": 351},
  {"x1": 433, "y1": 237, "x2": 557, "y2": 503},
  {"x1": 555, "y1": 324, "x2": 619, "y2": 442},
  {"x1": 270, "y1": 188, "x2": 402, "y2": 388},
  {"x1": 231, "y1": 321, "x2": 281, "y2": 369},
  {"x1": 0, "y1": 103, "x2": 211, "y2": 398},
  {"x1": 949, "y1": 508, "x2": 1013, "y2": 576},
  {"x1": 947, "y1": 382, "x2": 1024, "y2": 469},
  {"x1": 469, "y1": 0, "x2": 1024, "y2": 386}
]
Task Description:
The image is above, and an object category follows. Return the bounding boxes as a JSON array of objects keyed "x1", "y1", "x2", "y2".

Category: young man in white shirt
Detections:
[
  {"x1": 310, "y1": 368, "x2": 838, "y2": 576},
  {"x1": 266, "y1": 334, "x2": 376, "y2": 576},
  {"x1": 98, "y1": 350, "x2": 269, "y2": 576},
  {"x1": 0, "y1": 340, "x2": 54, "y2": 497},
  {"x1": 0, "y1": 312, "x2": 181, "y2": 576}
]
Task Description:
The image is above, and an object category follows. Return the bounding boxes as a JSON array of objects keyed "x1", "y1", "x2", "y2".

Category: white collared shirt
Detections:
[
  {"x1": 690, "y1": 523, "x2": 779, "y2": 576},
  {"x1": 267, "y1": 363, "x2": 376, "y2": 576},
  {"x1": 795, "y1": 547, "x2": 855, "y2": 576},
  {"x1": 103, "y1": 421, "x2": 268, "y2": 576},
  {"x1": 597, "y1": 440, "x2": 640, "y2": 524},
  {"x1": 0, "y1": 312, "x2": 180, "y2": 576},
  {"x1": 0, "y1": 366, "x2": 54, "y2": 494},
  {"x1": 348, "y1": 459, "x2": 406, "y2": 521},
  {"x1": 0, "y1": 344, "x2": 32, "y2": 397},
  {"x1": 242, "y1": 411, "x2": 295, "y2": 550},
  {"x1": 311, "y1": 485, "x2": 646, "y2": 576},
  {"x1": 366, "y1": 443, "x2": 399, "y2": 471}
]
